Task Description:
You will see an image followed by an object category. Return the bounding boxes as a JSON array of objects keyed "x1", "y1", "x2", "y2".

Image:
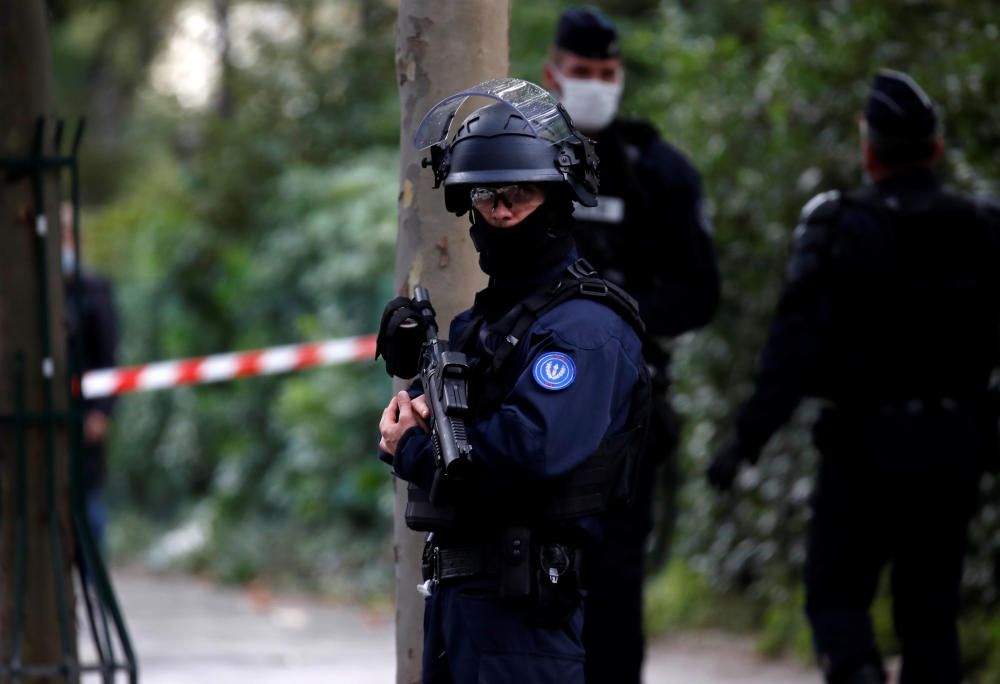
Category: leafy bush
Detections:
[{"x1": 96, "y1": 151, "x2": 398, "y2": 592}]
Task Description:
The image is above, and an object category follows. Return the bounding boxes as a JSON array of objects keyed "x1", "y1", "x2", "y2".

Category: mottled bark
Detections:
[
  {"x1": 0, "y1": 1, "x2": 75, "y2": 681},
  {"x1": 393, "y1": 2, "x2": 509, "y2": 681}
]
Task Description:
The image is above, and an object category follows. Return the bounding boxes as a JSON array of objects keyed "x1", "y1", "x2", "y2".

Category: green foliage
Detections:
[
  {"x1": 645, "y1": 559, "x2": 758, "y2": 635},
  {"x1": 757, "y1": 591, "x2": 812, "y2": 661},
  {"x1": 50, "y1": 0, "x2": 401, "y2": 592},
  {"x1": 94, "y1": 149, "x2": 398, "y2": 587},
  {"x1": 960, "y1": 609, "x2": 1000, "y2": 683}
]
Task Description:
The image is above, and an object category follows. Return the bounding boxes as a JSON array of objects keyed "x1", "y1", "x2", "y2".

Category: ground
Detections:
[{"x1": 105, "y1": 568, "x2": 820, "y2": 683}]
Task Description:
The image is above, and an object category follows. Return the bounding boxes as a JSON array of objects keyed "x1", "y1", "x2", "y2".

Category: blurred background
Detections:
[{"x1": 46, "y1": 0, "x2": 1000, "y2": 676}]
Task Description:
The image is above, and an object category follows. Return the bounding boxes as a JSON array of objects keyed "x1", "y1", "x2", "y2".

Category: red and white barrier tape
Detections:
[{"x1": 81, "y1": 334, "x2": 377, "y2": 399}]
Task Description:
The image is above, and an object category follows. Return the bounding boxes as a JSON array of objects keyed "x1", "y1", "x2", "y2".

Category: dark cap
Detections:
[
  {"x1": 864, "y1": 69, "x2": 938, "y2": 141},
  {"x1": 555, "y1": 7, "x2": 620, "y2": 60}
]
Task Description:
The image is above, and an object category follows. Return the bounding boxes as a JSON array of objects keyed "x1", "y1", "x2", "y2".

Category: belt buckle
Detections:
[
  {"x1": 421, "y1": 541, "x2": 442, "y2": 583},
  {"x1": 418, "y1": 544, "x2": 441, "y2": 598},
  {"x1": 578, "y1": 280, "x2": 609, "y2": 297},
  {"x1": 431, "y1": 546, "x2": 441, "y2": 583}
]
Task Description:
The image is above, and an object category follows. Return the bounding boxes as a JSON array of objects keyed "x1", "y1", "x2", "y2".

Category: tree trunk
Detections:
[
  {"x1": 394, "y1": 2, "x2": 509, "y2": 682},
  {"x1": 0, "y1": 2, "x2": 76, "y2": 681}
]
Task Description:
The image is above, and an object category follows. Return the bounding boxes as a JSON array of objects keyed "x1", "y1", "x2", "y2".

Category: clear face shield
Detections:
[
  {"x1": 413, "y1": 78, "x2": 599, "y2": 207},
  {"x1": 413, "y1": 78, "x2": 576, "y2": 152}
]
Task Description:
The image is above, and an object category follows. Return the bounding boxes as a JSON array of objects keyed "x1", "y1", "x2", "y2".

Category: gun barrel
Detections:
[{"x1": 413, "y1": 286, "x2": 438, "y2": 339}]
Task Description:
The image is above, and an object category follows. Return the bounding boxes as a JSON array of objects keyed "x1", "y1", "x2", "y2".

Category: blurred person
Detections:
[
  {"x1": 376, "y1": 79, "x2": 650, "y2": 683},
  {"x1": 707, "y1": 70, "x2": 1000, "y2": 683},
  {"x1": 541, "y1": 7, "x2": 720, "y2": 682},
  {"x1": 62, "y1": 202, "x2": 120, "y2": 553}
]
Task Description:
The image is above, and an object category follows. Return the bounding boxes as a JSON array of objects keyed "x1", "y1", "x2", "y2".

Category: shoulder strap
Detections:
[
  {"x1": 487, "y1": 258, "x2": 646, "y2": 373},
  {"x1": 453, "y1": 313, "x2": 486, "y2": 355}
]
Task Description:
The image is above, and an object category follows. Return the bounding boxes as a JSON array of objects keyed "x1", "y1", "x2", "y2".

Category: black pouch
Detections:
[
  {"x1": 533, "y1": 543, "x2": 583, "y2": 628},
  {"x1": 498, "y1": 527, "x2": 532, "y2": 598},
  {"x1": 405, "y1": 480, "x2": 457, "y2": 532}
]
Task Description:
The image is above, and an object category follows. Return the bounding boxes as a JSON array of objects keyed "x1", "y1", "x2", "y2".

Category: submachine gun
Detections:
[{"x1": 375, "y1": 287, "x2": 473, "y2": 503}]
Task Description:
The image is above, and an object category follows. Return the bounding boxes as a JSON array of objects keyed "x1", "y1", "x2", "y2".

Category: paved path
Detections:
[{"x1": 107, "y1": 569, "x2": 819, "y2": 683}]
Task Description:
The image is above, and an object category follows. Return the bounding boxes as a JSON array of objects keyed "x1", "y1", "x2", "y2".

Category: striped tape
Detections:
[{"x1": 81, "y1": 334, "x2": 377, "y2": 399}]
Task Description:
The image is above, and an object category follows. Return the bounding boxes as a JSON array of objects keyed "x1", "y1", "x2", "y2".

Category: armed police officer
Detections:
[
  {"x1": 707, "y1": 69, "x2": 1000, "y2": 684},
  {"x1": 377, "y1": 79, "x2": 650, "y2": 683},
  {"x1": 62, "y1": 203, "x2": 120, "y2": 554},
  {"x1": 541, "y1": 7, "x2": 719, "y2": 682}
]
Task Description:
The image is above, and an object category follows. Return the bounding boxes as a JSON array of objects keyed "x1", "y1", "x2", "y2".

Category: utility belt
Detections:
[
  {"x1": 814, "y1": 394, "x2": 1000, "y2": 472},
  {"x1": 421, "y1": 542, "x2": 501, "y2": 583},
  {"x1": 420, "y1": 529, "x2": 584, "y2": 626}
]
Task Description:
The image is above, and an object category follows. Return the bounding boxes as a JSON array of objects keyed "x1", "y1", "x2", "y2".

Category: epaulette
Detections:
[{"x1": 799, "y1": 190, "x2": 841, "y2": 225}]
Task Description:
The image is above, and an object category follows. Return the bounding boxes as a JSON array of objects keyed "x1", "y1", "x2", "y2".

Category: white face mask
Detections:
[
  {"x1": 551, "y1": 67, "x2": 623, "y2": 134},
  {"x1": 62, "y1": 246, "x2": 77, "y2": 275}
]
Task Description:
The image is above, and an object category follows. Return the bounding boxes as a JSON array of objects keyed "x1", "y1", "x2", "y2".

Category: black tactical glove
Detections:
[
  {"x1": 706, "y1": 438, "x2": 750, "y2": 492},
  {"x1": 375, "y1": 296, "x2": 433, "y2": 379}
]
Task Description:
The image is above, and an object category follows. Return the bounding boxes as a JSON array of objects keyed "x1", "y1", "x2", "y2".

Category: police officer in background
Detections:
[
  {"x1": 708, "y1": 70, "x2": 1000, "y2": 683},
  {"x1": 377, "y1": 79, "x2": 649, "y2": 683},
  {"x1": 542, "y1": 8, "x2": 719, "y2": 682},
  {"x1": 62, "y1": 203, "x2": 120, "y2": 553}
]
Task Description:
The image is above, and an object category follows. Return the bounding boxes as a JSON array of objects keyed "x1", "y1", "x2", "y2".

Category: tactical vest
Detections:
[
  {"x1": 405, "y1": 259, "x2": 652, "y2": 533},
  {"x1": 571, "y1": 120, "x2": 654, "y2": 284},
  {"x1": 807, "y1": 182, "x2": 1000, "y2": 402}
]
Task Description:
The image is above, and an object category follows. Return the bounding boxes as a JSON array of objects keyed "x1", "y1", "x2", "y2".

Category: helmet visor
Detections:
[{"x1": 413, "y1": 78, "x2": 575, "y2": 150}]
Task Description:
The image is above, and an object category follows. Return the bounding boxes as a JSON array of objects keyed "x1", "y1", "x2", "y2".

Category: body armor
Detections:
[{"x1": 405, "y1": 259, "x2": 651, "y2": 534}]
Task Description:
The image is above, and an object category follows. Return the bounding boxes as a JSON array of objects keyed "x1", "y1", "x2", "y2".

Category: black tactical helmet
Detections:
[{"x1": 414, "y1": 78, "x2": 599, "y2": 214}]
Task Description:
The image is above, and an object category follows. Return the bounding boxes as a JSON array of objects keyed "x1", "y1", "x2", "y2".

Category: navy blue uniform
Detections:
[
  {"x1": 390, "y1": 252, "x2": 645, "y2": 684},
  {"x1": 732, "y1": 169, "x2": 1000, "y2": 682},
  {"x1": 65, "y1": 270, "x2": 119, "y2": 549},
  {"x1": 572, "y1": 118, "x2": 718, "y2": 684}
]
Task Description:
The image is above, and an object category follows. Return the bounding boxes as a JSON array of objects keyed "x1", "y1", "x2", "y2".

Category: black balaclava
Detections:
[{"x1": 468, "y1": 192, "x2": 575, "y2": 281}]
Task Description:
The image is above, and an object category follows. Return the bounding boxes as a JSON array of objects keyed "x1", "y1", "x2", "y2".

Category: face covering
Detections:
[
  {"x1": 468, "y1": 200, "x2": 574, "y2": 279},
  {"x1": 551, "y1": 67, "x2": 623, "y2": 134},
  {"x1": 61, "y1": 246, "x2": 77, "y2": 275}
]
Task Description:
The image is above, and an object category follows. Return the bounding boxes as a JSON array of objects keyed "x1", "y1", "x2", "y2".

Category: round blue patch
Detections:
[{"x1": 532, "y1": 352, "x2": 576, "y2": 391}]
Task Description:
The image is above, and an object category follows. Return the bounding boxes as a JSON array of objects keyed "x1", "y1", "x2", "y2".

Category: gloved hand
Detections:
[
  {"x1": 706, "y1": 439, "x2": 748, "y2": 492},
  {"x1": 375, "y1": 296, "x2": 427, "y2": 379}
]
